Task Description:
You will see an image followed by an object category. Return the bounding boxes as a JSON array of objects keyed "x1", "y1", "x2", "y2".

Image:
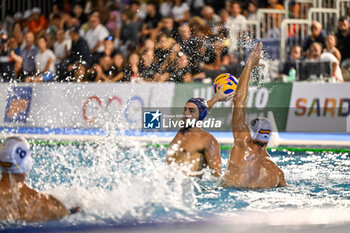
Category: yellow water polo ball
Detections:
[{"x1": 213, "y1": 73, "x2": 238, "y2": 94}]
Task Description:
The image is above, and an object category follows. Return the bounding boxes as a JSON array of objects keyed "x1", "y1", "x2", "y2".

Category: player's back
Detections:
[
  {"x1": 222, "y1": 144, "x2": 286, "y2": 188},
  {"x1": 0, "y1": 184, "x2": 68, "y2": 222}
]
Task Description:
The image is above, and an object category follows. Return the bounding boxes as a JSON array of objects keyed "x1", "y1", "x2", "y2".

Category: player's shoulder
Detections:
[
  {"x1": 32, "y1": 191, "x2": 66, "y2": 211},
  {"x1": 202, "y1": 131, "x2": 219, "y2": 143},
  {"x1": 262, "y1": 155, "x2": 281, "y2": 171}
]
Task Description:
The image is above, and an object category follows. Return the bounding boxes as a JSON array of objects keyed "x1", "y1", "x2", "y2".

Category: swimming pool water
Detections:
[{"x1": 1, "y1": 140, "x2": 350, "y2": 230}]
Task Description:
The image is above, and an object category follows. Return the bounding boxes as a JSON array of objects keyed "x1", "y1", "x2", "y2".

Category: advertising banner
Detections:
[
  {"x1": 7, "y1": 82, "x2": 341, "y2": 133},
  {"x1": 286, "y1": 83, "x2": 350, "y2": 132},
  {"x1": 0, "y1": 83, "x2": 175, "y2": 130},
  {"x1": 172, "y1": 83, "x2": 293, "y2": 131}
]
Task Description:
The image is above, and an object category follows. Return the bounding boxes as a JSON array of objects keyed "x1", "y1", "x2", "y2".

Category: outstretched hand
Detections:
[
  {"x1": 215, "y1": 84, "x2": 235, "y2": 102},
  {"x1": 207, "y1": 84, "x2": 234, "y2": 110},
  {"x1": 247, "y1": 42, "x2": 263, "y2": 67}
]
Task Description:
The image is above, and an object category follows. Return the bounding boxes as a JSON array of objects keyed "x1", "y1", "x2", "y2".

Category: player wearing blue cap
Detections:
[
  {"x1": 166, "y1": 89, "x2": 233, "y2": 178},
  {"x1": 0, "y1": 136, "x2": 79, "y2": 222},
  {"x1": 221, "y1": 43, "x2": 286, "y2": 188}
]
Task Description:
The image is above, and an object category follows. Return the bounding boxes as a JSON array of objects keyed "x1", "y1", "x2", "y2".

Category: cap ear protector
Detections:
[
  {"x1": 249, "y1": 117, "x2": 272, "y2": 143},
  {"x1": 186, "y1": 98, "x2": 208, "y2": 121},
  {"x1": 0, "y1": 137, "x2": 32, "y2": 174}
]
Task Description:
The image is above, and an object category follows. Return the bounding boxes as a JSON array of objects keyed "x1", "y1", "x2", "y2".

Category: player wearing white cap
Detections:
[
  {"x1": 0, "y1": 136, "x2": 79, "y2": 222},
  {"x1": 221, "y1": 43, "x2": 286, "y2": 188}
]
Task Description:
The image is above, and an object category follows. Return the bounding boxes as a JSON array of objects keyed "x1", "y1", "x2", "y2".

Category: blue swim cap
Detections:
[{"x1": 187, "y1": 98, "x2": 208, "y2": 121}]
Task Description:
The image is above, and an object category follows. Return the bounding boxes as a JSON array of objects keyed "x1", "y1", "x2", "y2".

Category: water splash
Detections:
[
  {"x1": 232, "y1": 32, "x2": 276, "y2": 85},
  {"x1": 27, "y1": 125, "x2": 198, "y2": 225}
]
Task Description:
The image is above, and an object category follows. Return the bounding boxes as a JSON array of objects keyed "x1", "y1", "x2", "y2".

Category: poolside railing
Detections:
[
  {"x1": 307, "y1": 8, "x2": 339, "y2": 34},
  {"x1": 257, "y1": 9, "x2": 286, "y2": 38},
  {"x1": 280, "y1": 19, "x2": 310, "y2": 63},
  {"x1": 1, "y1": 0, "x2": 53, "y2": 20},
  {"x1": 284, "y1": 0, "x2": 314, "y2": 19},
  {"x1": 337, "y1": 0, "x2": 350, "y2": 17},
  {"x1": 246, "y1": 20, "x2": 261, "y2": 39}
]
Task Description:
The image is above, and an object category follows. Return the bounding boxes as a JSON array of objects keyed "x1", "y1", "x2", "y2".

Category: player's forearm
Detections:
[
  {"x1": 207, "y1": 96, "x2": 219, "y2": 110},
  {"x1": 234, "y1": 61, "x2": 254, "y2": 106}
]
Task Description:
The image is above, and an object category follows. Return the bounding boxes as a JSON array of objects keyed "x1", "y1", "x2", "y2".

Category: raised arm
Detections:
[
  {"x1": 204, "y1": 135, "x2": 222, "y2": 177},
  {"x1": 232, "y1": 43, "x2": 262, "y2": 146}
]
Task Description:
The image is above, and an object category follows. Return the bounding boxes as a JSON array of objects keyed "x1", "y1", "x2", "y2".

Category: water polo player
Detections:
[
  {"x1": 221, "y1": 43, "x2": 286, "y2": 188},
  {"x1": 0, "y1": 136, "x2": 79, "y2": 222},
  {"x1": 166, "y1": 90, "x2": 233, "y2": 178}
]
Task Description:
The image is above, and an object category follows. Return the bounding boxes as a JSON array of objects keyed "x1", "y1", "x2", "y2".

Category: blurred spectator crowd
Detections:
[{"x1": 0, "y1": 0, "x2": 349, "y2": 83}]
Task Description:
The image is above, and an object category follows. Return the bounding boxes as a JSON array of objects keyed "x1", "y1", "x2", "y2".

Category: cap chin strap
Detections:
[
  {"x1": 253, "y1": 140, "x2": 268, "y2": 147},
  {"x1": 1, "y1": 155, "x2": 32, "y2": 174}
]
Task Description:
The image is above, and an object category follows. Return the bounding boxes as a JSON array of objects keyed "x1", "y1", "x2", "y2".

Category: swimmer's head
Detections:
[
  {"x1": 249, "y1": 117, "x2": 272, "y2": 146},
  {"x1": 0, "y1": 136, "x2": 32, "y2": 174},
  {"x1": 185, "y1": 98, "x2": 208, "y2": 121}
]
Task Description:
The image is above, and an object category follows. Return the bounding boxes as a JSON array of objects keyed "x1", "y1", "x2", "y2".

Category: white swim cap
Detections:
[
  {"x1": 0, "y1": 137, "x2": 32, "y2": 174},
  {"x1": 249, "y1": 117, "x2": 272, "y2": 143}
]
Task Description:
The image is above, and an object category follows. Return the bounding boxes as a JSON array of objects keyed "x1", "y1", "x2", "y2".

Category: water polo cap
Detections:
[
  {"x1": 187, "y1": 98, "x2": 208, "y2": 121},
  {"x1": 0, "y1": 136, "x2": 32, "y2": 174},
  {"x1": 249, "y1": 117, "x2": 272, "y2": 143}
]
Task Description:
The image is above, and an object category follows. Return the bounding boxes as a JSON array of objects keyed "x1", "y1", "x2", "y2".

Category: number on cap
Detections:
[
  {"x1": 16, "y1": 147, "x2": 27, "y2": 159},
  {"x1": 251, "y1": 119, "x2": 258, "y2": 126}
]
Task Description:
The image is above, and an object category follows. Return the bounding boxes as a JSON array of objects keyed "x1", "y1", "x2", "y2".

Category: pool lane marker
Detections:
[{"x1": 1, "y1": 139, "x2": 348, "y2": 154}]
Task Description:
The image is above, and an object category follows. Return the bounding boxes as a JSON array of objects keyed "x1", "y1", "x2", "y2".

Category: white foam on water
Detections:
[
  {"x1": 218, "y1": 208, "x2": 350, "y2": 226},
  {"x1": 26, "y1": 112, "x2": 199, "y2": 225}
]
